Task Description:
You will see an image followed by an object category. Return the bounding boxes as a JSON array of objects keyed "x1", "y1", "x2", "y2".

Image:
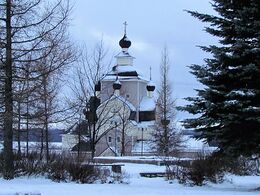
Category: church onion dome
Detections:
[
  {"x1": 119, "y1": 34, "x2": 131, "y2": 49},
  {"x1": 113, "y1": 78, "x2": 121, "y2": 90},
  {"x1": 94, "y1": 81, "x2": 101, "y2": 91},
  {"x1": 146, "y1": 81, "x2": 155, "y2": 91}
]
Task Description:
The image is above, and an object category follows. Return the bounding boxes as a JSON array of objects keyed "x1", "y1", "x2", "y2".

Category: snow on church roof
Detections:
[
  {"x1": 103, "y1": 74, "x2": 149, "y2": 82},
  {"x1": 100, "y1": 94, "x2": 136, "y2": 111},
  {"x1": 115, "y1": 51, "x2": 134, "y2": 58},
  {"x1": 103, "y1": 65, "x2": 149, "y2": 82},
  {"x1": 140, "y1": 96, "x2": 155, "y2": 111}
]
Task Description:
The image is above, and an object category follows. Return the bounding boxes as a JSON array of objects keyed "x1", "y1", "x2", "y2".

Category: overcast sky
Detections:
[{"x1": 69, "y1": 0, "x2": 218, "y2": 120}]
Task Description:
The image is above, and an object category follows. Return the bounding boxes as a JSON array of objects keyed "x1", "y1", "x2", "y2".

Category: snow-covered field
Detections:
[{"x1": 0, "y1": 163, "x2": 259, "y2": 195}]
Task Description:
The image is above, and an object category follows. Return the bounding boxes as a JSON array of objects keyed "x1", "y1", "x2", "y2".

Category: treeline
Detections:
[{"x1": 0, "y1": 0, "x2": 75, "y2": 179}]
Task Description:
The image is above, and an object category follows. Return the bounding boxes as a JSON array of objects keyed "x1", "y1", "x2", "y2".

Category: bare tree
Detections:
[
  {"x1": 68, "y1": 40, "x2": 111, "y2": 115},
  {"x1": 0, "y1": 0, "x2": 72, "y2": 179},
  {"x1": 117, "y1": 101, "x2": 132, "y2": 156},
  {"x1": 67, "y1": 40, "x2": 114, "y2": 159},
  {"x1": 35, "y1": 32, "x2": 74, "y2": 161},
  {"x1": 86, "y1": 96, "x2": 114, "y2": 159},
  {"x1": 153, "y1": 47, "x2": 183, "y2": 158}
]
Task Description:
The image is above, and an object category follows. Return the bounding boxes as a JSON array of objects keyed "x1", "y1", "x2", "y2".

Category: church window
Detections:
[
  {"x1": 108, "y1": 136, "x2": 112, "y2": 142},
  {"x1": 117, "y1": 137, "x2": 120, "y2": 142}
]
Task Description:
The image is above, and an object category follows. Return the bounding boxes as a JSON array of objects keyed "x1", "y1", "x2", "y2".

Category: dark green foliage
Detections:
[{"x1": 180, "y1": 0, "x2": 260, "y2": 157}]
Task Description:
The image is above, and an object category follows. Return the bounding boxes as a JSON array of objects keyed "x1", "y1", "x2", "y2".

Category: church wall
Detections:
[
  {"x1": 100, "y1": 81, "x2": 113, "y2": 102},
  {"x1": 117, "y1": 57, "x2": 133, "y2": 65},
  {"x1": 128, "y1": 125, "x2": 154, "y2": 141},
  {"x1": 120, "y1": 80, "x2": 147, "y2": 108},
  {"x1": 95, "y1": 129, "x2": 132, "y2": 156},
  {"x1": 139, "y1": 82, "x2": 147, "y2": 102},
  {"x1": 101, "y1": 80, "x2": 148, "y2": 110}
]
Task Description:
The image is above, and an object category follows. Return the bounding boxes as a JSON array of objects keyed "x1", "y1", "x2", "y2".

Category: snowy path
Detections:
[{"x1": 0, "y1": 163, "x2": 259, "y2": 195}]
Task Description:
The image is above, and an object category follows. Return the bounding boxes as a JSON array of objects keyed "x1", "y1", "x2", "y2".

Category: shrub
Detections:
[
  {"x1": 66, "y1": 163, "x2": 96, "y2": 183},
  {"x1": 48, "y1": 155, "x2": 69, "y2": 182},
  {"x1": 12, "y1": 151, "x2": 45, "y2": 176},
  {"x1": 0, "y1": 151, "x2": 112, "y2": 184},
  {"x1": 176, "y1": 152, "x2": 225, "y2": 186},
  {"x1": 176, "y1": 152, "x2": 260, "y2": 186},
  {"x1": 47, "y1": 154, "x2": 114, "y2": 184}
]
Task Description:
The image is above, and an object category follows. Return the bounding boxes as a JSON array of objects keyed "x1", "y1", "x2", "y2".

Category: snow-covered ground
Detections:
[{"x1": 0, "y1": 163, "x2": 259, "y2": 195}]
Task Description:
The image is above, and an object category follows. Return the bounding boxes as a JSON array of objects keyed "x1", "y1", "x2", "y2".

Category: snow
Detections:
[
  {"x1": 228, "y1": 90, "x2": 255, "y2": 97},
  {"x1": 140, "y1": 96, "x2": 155, "y2": 111},
  {"x1": 114, "y1": 78, "x2": 121, "y2": 84},
  {"x1": 98, "y1": 94, "x2": 136, "y2": 111},
  {"x1": 115, "y1": 51, "x2": 133, "y2": 58},
  {"x1": 103, "y1": 65, "x2": 149, "y2": 82},
  {"x1": 182, "y1": 136, "x2": 217, "y2": 152},
  {"x1": 137, "y1": 121, "x2": 155, "y2": 127},
  {"x1": 132, "y1": 141, "x2": 154, "y2": 153},
  {"x1": 113, "y1": 95, "x2": 136, "y2": 111},
  {"x1": 103, "y1": 74, "x2": 149, "y2": 82},
  {"x1": 95, "y1": 155, "x2": 191, "y2": 162},
  {"x1": 0, "y1": 163, "x2": 259, "y2": 195},
  {"x1": 225, "y1": 100, "x2": 239, "y2": 105},
  {"x1": 130, "y1": 120, "x2": 155, "y2": 128}
]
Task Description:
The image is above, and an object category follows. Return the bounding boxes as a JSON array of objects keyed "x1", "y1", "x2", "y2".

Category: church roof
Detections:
[
  {"x1": 103, "y1": 65, "x2": 149, "y2": 82},
  {"x1": 119, "y1": 34, "x2": 131, "y2": 49},
  {"x1": 130, "y1": 120, "x2": 155, "y2": 128},
  {"x1": 66, "y1": 120, "x2": 89, "y2": 135},
  {"x1": 115, "y1": 50, "x2": 133, "y2": 58},
  {"x1": 99, "y1": 94, "x2": 136, "y2": 112},
  {"x1": 140, "y1": 96, "x2": 156, "y2": 111}
]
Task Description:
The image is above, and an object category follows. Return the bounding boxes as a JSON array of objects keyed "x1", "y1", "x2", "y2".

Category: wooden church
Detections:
[{"x1": 62, "y1": 25, "x2": 156, "y2": 157}]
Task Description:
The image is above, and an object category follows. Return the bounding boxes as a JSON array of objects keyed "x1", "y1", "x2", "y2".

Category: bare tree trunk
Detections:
[
  {"x1": 43, "y1": 75, "x2": 49, "y2": 162},
  {"x1": 153, "y1": 47, "x2": 182, "y2": 160},
  {"x1": 91, "y1": 123, "x2": 96, "y2": 160},
  {"x1": 3, "y1": 0, "x2": 14, "y2": 179},
  {"x1": 40, "y1": 126, "x2": 44, "y2": 158},
  {"x1": 26, "y1": 65, "x2": 29, "y2": 157},
  {"x1": 162, "y1": 51, "x2": 169, "y2": 157},
  {"x1": 77, "y1": 121, "x2": 81, "y2": 163},
  {"x1": 17, "y1": 100, "x2": 21, "y2": 156},
  {"x1": 121, "y1": 122, "x2": 126, "y2": 156}
]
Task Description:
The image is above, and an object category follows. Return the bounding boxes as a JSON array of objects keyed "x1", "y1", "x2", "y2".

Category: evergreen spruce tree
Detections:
[{"x1": 180, "y1": 0, "x2": 260, "y2": 157}]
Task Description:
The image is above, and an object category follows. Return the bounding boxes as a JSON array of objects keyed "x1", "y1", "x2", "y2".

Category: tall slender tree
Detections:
[
  {"x1": 153, "y1": 47, "x2": 182, "y2": 157},
  {"x1": 180, "y1": 0, "x2": 260, "y2": 157}
]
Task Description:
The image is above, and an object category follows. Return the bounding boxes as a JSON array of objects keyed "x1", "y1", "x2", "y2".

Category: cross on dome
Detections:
[
  {"x1": 149, "y1": 66, "x2": 152, "y2": 81},
  {"x1": 123, "y1": 21, "x2": 127, "y2": 35},
  {"x1": 119, "y1": 21, "x2": 131, "y2": 49}
]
